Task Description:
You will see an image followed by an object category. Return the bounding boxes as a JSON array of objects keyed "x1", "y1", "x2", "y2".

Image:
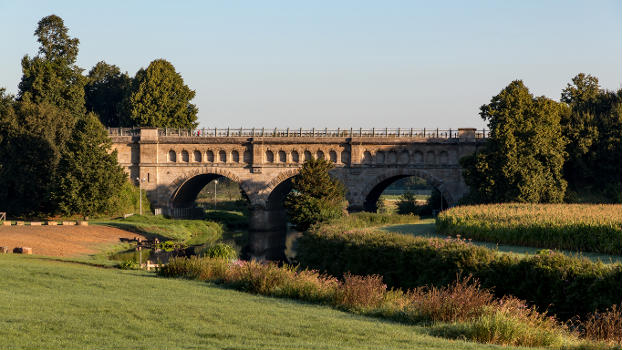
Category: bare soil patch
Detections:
[{"x1": 0, "y1": 225, "x2": 144, "y2": 257}]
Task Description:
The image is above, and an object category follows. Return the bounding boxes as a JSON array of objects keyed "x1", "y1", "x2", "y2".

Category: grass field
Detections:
[
  {"x1": 0, "y1": 255, "x2": 506, "y2": 350},
  {"x1": 436, "y1": 204, "x2": 622, "y2": 255},
  {"x1": 382, "y1": 218, "x2": 622, "y2": 264},
  {"x1": 94, "y1": 215, "x2": 223, "y2": 245}
]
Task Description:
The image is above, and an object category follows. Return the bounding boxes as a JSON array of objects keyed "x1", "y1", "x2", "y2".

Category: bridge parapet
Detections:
[{"x1": 109, "y1": 127, "x2": 488, "y2": 139}]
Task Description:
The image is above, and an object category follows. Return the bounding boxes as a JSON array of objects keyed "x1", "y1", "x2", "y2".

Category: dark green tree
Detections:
[
  {"x1": 461, "y1": 80, "x2": 568, "y2": 203},
  {"x1": 561, "y1": 74, "x2": 622, "y2": 202},
  {"x1": 55, "y1": 113, "x2": 127, "y2": 216},
  {"x1": 127, "y1": 59, "x2": 198, "y2": 128},
  {"x1": 85, "y1": 61, "x2": 132, "y2": 127},
  {"x1": 285, "y1": 158, "x2": 346, "y2": 231},
  {"x1": 396, "y1": 192, "x2": 418, "y2": 215},
  {"x1": 18, "y1": 14, "x2": 86, "y2": 119}
]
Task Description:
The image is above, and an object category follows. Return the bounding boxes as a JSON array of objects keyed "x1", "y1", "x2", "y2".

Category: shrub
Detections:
[
  {"x1": 296, "y1": 222, "x2": 622, "y2": 320},
  {"x1": 436, "y1": 203, "x2": 622, "y2": 254},
  {"x1": 406, "y1": 276, "x2": 494, "y2": 323},
  {"x1": 158, "y1": 257, "x2": 581, "y2": 347},
  {"x1": 396, "y1": 192, "x2": 418, "y2": 215},
  {"x1": 334, "y1": 274, "x2": 386, "y2": 311},
  {"x1": 200, "y1": 243, "x2": 237, "y2": 260},
  {"x1": 580, "y1": 305, "x2": 622, "y2": 345}
]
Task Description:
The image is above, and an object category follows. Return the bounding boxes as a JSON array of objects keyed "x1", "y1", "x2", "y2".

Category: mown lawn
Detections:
[
  {"x1": 0, "y1": 255, "x2": 506, "y2": 350},
  {"x1": 382, "y1": 219, "x2": 622, "y2": 264}
]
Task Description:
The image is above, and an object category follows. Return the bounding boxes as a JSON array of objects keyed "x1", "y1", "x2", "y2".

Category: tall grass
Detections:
[
  {"x1": 436, "y1": 204, "x2": 622, "y2": 254},
  {"x1": 159, "y1": 257, "x2": 584, "y2": 348}
]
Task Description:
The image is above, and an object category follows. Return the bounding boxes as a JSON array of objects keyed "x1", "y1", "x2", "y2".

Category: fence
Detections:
[{"x1": 109, "y1": 127, "x2": 488, "y2": 139}]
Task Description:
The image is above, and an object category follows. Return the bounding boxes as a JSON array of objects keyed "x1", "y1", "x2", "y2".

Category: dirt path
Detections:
[{"x1": 0, "y1": 225, "x2": 145, "y2": 257}]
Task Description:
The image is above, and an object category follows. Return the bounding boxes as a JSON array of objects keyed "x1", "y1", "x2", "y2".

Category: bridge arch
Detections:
[
  {"x1": 169, "y1": 168, "x2": 251, "y2": 208},
  {"x1": 361, "y1": 168, "x2": 455, "y2": 212}
]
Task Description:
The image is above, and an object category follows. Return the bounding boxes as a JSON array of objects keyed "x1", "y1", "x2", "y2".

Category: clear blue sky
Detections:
[{"x1": 1, "y1": 1, "x2": 620, "y2": 129}]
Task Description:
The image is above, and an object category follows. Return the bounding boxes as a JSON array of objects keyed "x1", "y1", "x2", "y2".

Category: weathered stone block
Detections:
[
  {"x1": 2, "y1": 221, "x2": 11, "y2": 226},
  {"x1": 62, "y1": 221, "x2": 76, "y2": 226},
  {"x1": 46, "y1": 221, "x2": 58, "y2": 226},
  {"x1": 15, "y1": 221, "x2": 24, "y2": 226},
  {"x1": 30, "y1": 222, "x2": 42, "y2": 226},
  {"x1": 78, "y1": 221, "x2": 88, "y2": 226},
  {"x1": 13, "y1": 247, "x2": 32, "y2": 254}
]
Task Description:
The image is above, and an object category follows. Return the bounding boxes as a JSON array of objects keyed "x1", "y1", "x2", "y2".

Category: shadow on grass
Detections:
[{"x1": 95, "y1": 222, "x2": 169, "y2": 241}]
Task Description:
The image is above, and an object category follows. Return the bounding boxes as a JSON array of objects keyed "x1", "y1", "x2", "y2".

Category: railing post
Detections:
[
  {"x1": 359, "y1": 127, "x2": 362, "y2": 137},
  {"x1": 274, "y1": 127, "x2": 277, "y2": 137},
  {"x1": 436, "y1": 128, "x2": 439, "y2": 138},
  {"x1": 337, "y1": 127, "x2": 340, "y2": 136},
  {"x1": 286, "y1": 127, "x2": 290, "y2": 137},
  {"x1": 214, "y1": 128, "x2": 217, "y2": 137},
  {"x1": 252, "y1": 127, "x2": 255, "y2": 136},
  {"x1": 372, "y1": 128, "x2": 375, "y2": 137},
  {"x1": 385, "y1": 127, "x2": 388, "y2": 136},
  {"x1": 449, "y1": 128, "x2": 452, "y2": 138},
  {"x1": 423, "y1": 128, "x2": 426, "y2": 137},
  {"x1": 261, "y1": 127, "x2": 264, "y2": 137},
  {"x1": 350, "y1": 128, "x2": 353, "y2": 137},
  {"x1": 410, "y1": 128, "x2": 413, "y2": 137},
  {"x1": 397, "y1": 128, "x2": 400, "y2": 137},
  {"x1": 299, "y1": 127, "x2": 302, "y2": 136},
  {"x1": 227, "y1": 127, "x2": 230, "y2": 137},
  {"x1": 312, "y1": 128, "x2": 315, "y2": 137}
]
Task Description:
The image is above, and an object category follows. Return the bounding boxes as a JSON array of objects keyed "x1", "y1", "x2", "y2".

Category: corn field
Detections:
[{"x1": 436, "y1": 204, "x2": 622, "y2": 255}]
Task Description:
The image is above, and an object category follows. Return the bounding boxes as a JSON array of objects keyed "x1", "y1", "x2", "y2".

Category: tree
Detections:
[
  {"x1": 85, "y1": 61, "x2": 132, "y2": 127},
  {"x1": 285, "y1": 158, "x2": 346, "y2": 231},
  {"x1": 127, "y1": 59, "x2": 198, "y2": 128},
  {"x1": 54, "y1": 113, "x2": 127, "y2": 216},
  {"x1": 561, "y1": 74, "x2": 622, "y2": 202},
  {"x1": 461, "y1": 80, "x2": 568, "y2": 203},
  {"x1": 18, "y1": 14, "x2": 85, "y2": 119}
]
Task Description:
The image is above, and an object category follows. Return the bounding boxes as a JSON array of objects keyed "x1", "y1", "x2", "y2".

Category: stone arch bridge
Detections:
[{"x1": 110, "y1": 127, "x2": 486, "y2": 257}]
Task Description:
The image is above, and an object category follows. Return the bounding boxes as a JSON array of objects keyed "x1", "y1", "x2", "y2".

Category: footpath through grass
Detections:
[
  {"x1": 382, "y1": 218, "x2": 622, "y2": 264},
  {"x1": 0, "y1": 255, "x2": 503, "y2": 350}
]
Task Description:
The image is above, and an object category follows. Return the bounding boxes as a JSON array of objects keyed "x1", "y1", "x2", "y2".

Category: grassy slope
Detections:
[
  {"x1": 0, "y1": 255, "x2": 507, "y2": 350},
  {"x1": 93, "y1": 215, "x2": 223, "y2": 245},
  {"x1": 382, "y1": 219, "x2": 622, "y2": 264}
]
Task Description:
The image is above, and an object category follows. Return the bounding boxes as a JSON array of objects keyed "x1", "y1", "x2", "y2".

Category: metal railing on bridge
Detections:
[{"x1": 108, "y1": 127, "x2": 488, "y2": 139}]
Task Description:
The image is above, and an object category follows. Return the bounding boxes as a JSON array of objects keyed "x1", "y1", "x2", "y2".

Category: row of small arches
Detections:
[
  {"x1": 264, "y1": 150, "x2": 350, "y2": 164},
  {"x1": 168, "y1": 150, "x2": 250, "y2": 163},
  {"x1": 362, "y1": 150, "x2": 449, "y2": 165},
  {"x1": 167, "y1": 149, "x2": 450, "y2": 165}
]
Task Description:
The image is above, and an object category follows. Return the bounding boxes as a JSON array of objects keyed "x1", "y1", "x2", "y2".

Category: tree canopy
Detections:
[
  {"x1": 0, "y1": 15, "x2": 141, "y2": 217},
  {"x1": 560, "y1": 74, "x2": 622, "y2": 202},
  {"x1": 285, "y1": 158, "x2": 346, "y2": 231},
  {"x1": 18, "y1": 15, "x2": 85, "y2": 119},
  {"x1": 127, "y1": 59, "x2": 198, "y2": 128},
  {"x1": 85, "y1": 61, "x2": 132, "y2": 127},
  {"x1": 461, "y1": 80, "x2": 568, "y2": 203},
  {"x1": 55, "y1": 113, "x2": 127, "y2": 216}
]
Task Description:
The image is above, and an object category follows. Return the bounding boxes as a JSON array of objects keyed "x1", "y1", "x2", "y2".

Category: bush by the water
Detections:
[
  {"x1": 296, "y1": 219, "x2": 622, "y2": 320},
  {"x1": 199, "y1": 243, "x2": 238, "y2": 260},
  {"x1": 159, "y1": 257, "x2": 583, "y2": 348},
  {"x1": 436, "y1": 203, "x2": 622, "y2": 254}
]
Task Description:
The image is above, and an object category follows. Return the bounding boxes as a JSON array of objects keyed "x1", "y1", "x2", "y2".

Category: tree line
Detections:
[
  {"x1": 0, "y1": 15, "x2": 198, "y2": 218},
  {"x1": 461, "y1": 77, "x2": 621, "y2": 204}
]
